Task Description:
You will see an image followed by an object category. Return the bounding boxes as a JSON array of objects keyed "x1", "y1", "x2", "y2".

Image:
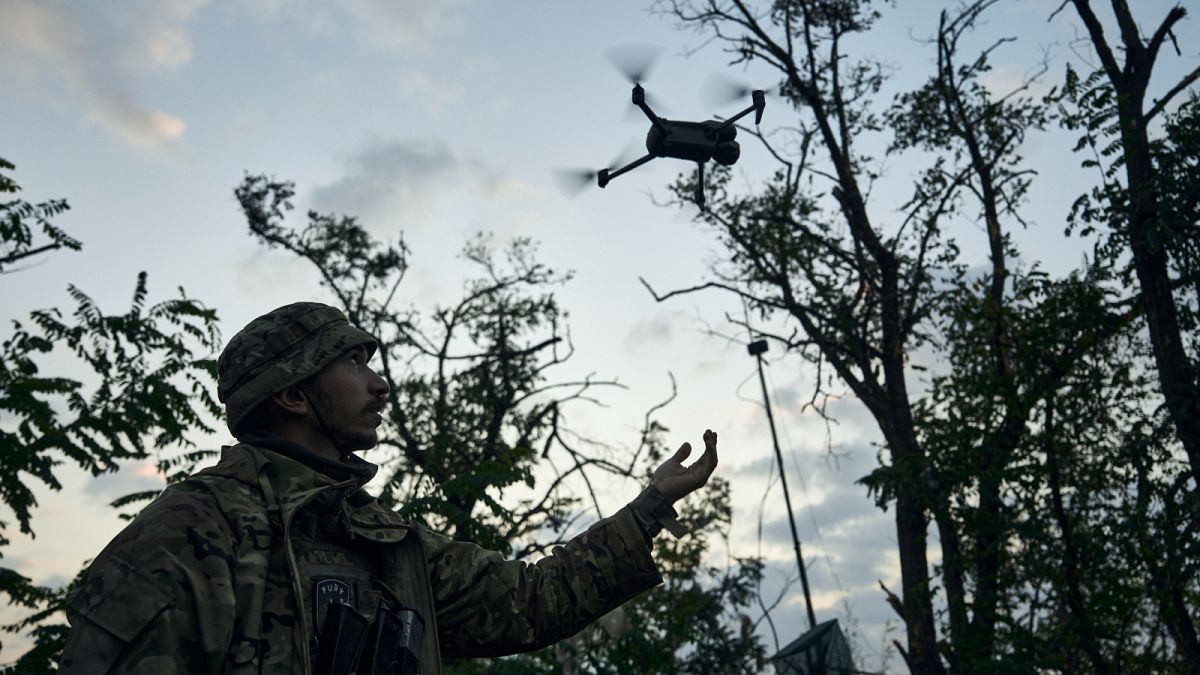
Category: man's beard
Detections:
[{"x1": 309, "y1": 382, "x2": 377, "y2": 453}]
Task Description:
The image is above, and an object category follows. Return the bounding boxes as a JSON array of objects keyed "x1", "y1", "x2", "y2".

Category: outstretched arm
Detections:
[{"x1": 423, "y1": 430, "x2": 721, "y2": 657}]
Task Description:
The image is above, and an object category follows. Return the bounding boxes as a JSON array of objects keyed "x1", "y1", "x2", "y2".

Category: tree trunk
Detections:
[
  {"x1": 1067, "y1": 1, "x2": 1200, "y2": 661},
  {"x1": 881, "y1": 257, "x2": 947, "y2": 675}
]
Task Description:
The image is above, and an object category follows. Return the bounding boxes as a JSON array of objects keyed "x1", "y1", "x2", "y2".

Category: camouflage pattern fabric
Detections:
[
  {"x1": 217, "y1": 302, "x2": 377, "y2": 434},
  {"x1": 59, "y1": 442, "x2": 665, "y2": 674}
]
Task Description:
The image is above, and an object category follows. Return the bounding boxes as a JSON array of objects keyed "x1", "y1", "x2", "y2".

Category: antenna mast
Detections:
[{"x1": 745, "y1": 332, "x2": 817, "y2": 630}]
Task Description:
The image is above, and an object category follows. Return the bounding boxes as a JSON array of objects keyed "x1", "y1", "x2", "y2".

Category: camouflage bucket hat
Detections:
[{"x1": 218, "y1": 302, "x2": 377, "y2": 434}]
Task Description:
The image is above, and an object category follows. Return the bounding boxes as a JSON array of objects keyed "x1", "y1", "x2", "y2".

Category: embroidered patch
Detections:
[{"x1": 313, "y1": 578, "x2": 353, "y2": 635}]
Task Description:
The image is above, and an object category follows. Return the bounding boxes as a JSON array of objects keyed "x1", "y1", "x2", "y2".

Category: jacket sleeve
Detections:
[
  {"x1": 418, "y1": 502, "x2": 664, "y2": 658},
  {"x1": 58, "y1": 482, "x2": 238, "y2": 675}
]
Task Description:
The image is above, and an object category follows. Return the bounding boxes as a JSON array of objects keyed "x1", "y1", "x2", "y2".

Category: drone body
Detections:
[
  {"x1": 596, "y1": 84, "x2": 765, "y2": 208},
  {"x1": 647, "y1": 118, "x2": 740, "y2": 165}
]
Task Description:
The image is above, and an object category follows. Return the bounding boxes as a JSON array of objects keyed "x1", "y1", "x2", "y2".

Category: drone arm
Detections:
[
  {"x1": 633, "y1": 84, "x2": 669, "y2": 134},
  {"x1": 712, "y1": 104, "x2": 756, "y2": 133},
  {"x1": 711, "y1": 90, "x2": 766, "y2": 133},
  {"x1": 598, "y1": 153, "x2": 655, "y2": 188},
  {"x1": 695, "y1": 161, "x2": 706, "y2": 209}
]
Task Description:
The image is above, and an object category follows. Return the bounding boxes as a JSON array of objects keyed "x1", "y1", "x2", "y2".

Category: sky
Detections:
[{"x1": 1, "y1": 0, "x2": 1197, "y2": 670}]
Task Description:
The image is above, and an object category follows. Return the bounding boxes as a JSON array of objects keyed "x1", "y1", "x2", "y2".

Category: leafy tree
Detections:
[
  {"x1": 1052, "y1": 0, "x2": 1200, "y2": 665},
  {"x1": 233, "y1": 174, "x2": 767, "y2": 672},
  {"x1": 0, "y1": 159, "x2": 78, "y2": 273},
  {"x1": 650, "y1": 0, "x2": 1198, "y2": 671},
  {"x1": 0, "y1": 157, "x2": 221, "y2": 673},
  {"x1": 1055, "y1": 0, "x2": 1200, "y2": 485},
  {"x1": 646, "y1": 0, "x2": 1045, "y2": 670}
]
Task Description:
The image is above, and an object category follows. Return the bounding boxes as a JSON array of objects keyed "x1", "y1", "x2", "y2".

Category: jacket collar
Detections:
[
  {"x1": 238, "y1": 432, "x2": 379, "y2": 488},
  {"x1": 200, "y1": 433, "x2": 376, "y2": 490},
  {"x1": 196, "y1": 439, "x2": 410, "y2": 542}
]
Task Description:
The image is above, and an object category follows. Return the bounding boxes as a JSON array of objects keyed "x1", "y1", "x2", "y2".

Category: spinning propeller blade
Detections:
[
  {"x1": 701, "y1": 72, "x2": 780, "y2": 109},
  {"x1": 553, "y1": 141, "x2": 643, "y2": 198},
  {"x1": 606, "y1": 43, "x2": 670, "y2": 120},
  {"x1": 552, "y1": 168, "x2": 601, "y2": 197},
  {"x1": 605, "y1": 43, "x2": 663, "y2": 84}
]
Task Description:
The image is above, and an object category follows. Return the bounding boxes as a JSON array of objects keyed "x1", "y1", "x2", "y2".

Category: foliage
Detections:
[
  {"x1": 652, "y1": 0, "x2": 1200, "y2": 672},
  {"x1": 1049, "y1": 0, "x2": 1200, "y2": 665},
  {"x1": 0, "y1": 157, "x2": 221, "y2": 672},
  {"x1": 0, "y1": 158, "x2": 79, "y2": 273}
]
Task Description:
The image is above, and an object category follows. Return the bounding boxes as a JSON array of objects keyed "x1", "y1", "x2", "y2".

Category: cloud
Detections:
[
  {"x1": 397, "y1": 70, "x2": 466, "y2": 111},
  {"x1": 310, "y1": 139, "x2": 505, "y2": 231},
  {"x1": 750, "y1": 555, "x2": 904, "y2": 671},
  {"x1": 759, "y1": 497, "x2": 885, "y2": 553},
  {"x1": 748, "y1": 438, "x2": 897, "y2": 591},
  {"x1": 623, "y1": 309, "x2": 687, "y2": 352},
  {"x1": 728, "y1": 454, "x2": 776, "y2": 479},
  {"x1": 38, "y1": 573, "x2": 71, "y2": 590},
  {"x1": 92, "y1": 92, "x2": 188, "y2": 148},
  {"x1": 338, "y1": 0, "x2": 454, "y2": 52},
  {"x1": 234, "y1": 0, "x2": 456, "y2": 53},
  {"x1": 83, "y1": 459, "x2": 165, "y2": 502},
  {"x1": 978, "y1": 65, "x2": 1054, "y2": 101},
  {"x1": 0, "y1": 0, "x2": 203, "y2": 149},
  {"x1": 234, "y1": 249, "x2": 320, "y2": 299},
  {"x1": 238, "y1": 0, "x2": 288, "y2": 17}
]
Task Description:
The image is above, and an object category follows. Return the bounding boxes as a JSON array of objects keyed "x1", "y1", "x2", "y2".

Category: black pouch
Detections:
[
  {"x1": 356, "y1": 599, "x2": 425, "y2": 675},
  {"x1": 314, "y1": 601, "x2": 371, "y2": 675}
]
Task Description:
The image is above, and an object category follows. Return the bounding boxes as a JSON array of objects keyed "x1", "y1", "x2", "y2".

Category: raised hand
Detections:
[{"x1": 650, "y1": 429, "x2": 719, "y2": 504}]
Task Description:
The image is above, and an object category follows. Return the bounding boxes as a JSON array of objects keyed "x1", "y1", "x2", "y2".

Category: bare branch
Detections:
[{"x1": 1147, "y1": 64, "x2": 1200, "y2": 121}]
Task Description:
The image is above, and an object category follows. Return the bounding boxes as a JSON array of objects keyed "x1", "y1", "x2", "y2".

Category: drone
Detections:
[
  {"x1": 604, "y1": 84, "x2": 764, "y2": 208},
  {"x1": 558, "y1": 46, "x2": 767, "y2": 209}
]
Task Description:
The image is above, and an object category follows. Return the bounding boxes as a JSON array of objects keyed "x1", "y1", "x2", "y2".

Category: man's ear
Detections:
[{"x1": 272, "y1": 385, "x2": 309, "y2": 417}]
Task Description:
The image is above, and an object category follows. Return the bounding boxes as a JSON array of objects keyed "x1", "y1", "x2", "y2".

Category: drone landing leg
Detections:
[{"x1": 694, "y1": 162, "x2": 706, "y2": 210}]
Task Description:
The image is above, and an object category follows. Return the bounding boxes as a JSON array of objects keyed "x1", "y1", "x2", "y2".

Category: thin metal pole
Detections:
[{"x1": 751, "y1": 345, "x2": 817, "y2": 631}]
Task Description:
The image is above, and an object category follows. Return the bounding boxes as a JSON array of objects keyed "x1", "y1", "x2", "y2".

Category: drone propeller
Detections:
[
  {"x1": 605, "y1": 43, "x2": 663, "y2": 85},
  {"x1": 553, "y1": 141, "x2": 643, "y2": 198},
  {"x1": 701, "y1": 72, "x2": 781, "y2": 110},
  {"x1": 552, "y1": 168, "x2": 602, "y2": 197},
  {"x1": 605, "y1": 43, "x2": 671, "y2": 120}
]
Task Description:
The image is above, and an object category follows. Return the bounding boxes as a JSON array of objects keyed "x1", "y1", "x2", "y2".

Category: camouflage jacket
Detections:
[{"x1": 59, "y1": 442, "x2": 668, "y2": 674}]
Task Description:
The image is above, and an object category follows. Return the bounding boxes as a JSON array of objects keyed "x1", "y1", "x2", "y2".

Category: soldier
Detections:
[{"x1": 59, "y1": 301, "x2": 720, "y2": 674}]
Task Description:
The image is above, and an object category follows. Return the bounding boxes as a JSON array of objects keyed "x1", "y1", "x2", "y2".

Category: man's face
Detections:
[{"x1": 307, "y1": 344, "x2": 389, "y2": 451}]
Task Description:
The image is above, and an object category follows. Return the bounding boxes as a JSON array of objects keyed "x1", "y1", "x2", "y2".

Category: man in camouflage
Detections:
[{"x1": 59, "y1": 301, "x2": 720, "y2": 674}]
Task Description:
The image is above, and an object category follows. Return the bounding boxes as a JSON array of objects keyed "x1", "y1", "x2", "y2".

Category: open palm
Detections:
[{"x1": 651, "y1": 429, "x2": 719, "y2": 504}]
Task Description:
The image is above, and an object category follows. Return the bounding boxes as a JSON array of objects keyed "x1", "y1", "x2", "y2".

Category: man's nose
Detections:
[{"x1": 369, "y1": 368, "x2": 390, "y2": 395}]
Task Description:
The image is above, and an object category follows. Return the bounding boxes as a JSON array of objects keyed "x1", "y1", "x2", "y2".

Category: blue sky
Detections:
[{"x1": 2, "y1": 0, "x2": 1197, "y2": 670}]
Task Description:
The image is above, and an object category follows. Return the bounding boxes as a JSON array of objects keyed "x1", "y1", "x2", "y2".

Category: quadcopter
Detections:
[
  {"x1": 602, "y1": 84, "x2": 764, "y2": 208},
  {"x1": 559, "y1": 46, "x2": 767, "y2": 209}
]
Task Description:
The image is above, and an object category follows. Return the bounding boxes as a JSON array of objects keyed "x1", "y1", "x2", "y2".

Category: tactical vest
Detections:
[
  {"x1": 289, "y1": 487, "x2": 381, "y2": 657},
  {"x1": 191, "y1": 448, "x2": 444, "y2": 674}
]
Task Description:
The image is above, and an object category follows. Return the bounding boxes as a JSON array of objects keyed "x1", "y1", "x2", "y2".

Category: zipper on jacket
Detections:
[{"x1": 259, "y1": 474, "x2": 358, "y2": 675}]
